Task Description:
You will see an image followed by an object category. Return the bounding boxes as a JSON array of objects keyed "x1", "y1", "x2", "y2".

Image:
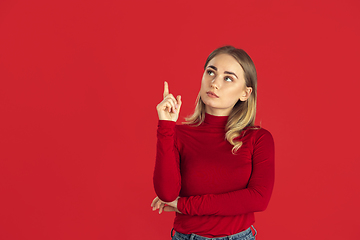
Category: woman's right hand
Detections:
[{"x1": 156, "y1": 81, "x2": 182, "y2": 122}]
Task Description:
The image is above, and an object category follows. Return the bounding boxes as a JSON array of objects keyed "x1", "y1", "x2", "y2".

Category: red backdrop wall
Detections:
[{"x1": 1, "y1": 0, "x2": 359, "y2": 239}]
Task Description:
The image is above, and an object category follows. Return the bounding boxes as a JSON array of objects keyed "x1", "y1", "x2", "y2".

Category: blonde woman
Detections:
[{"x1": 151, "y1": 46, "x2": 275, "y2": 240}]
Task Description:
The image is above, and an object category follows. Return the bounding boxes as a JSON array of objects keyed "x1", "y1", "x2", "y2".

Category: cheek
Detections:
[
  {"x1": 200, "y1": 76, "x2": 208, "y2": 90},
  {"x1": 227, "y1": 86, "x2": 244, "y2": 101},
  {"x1": 199, "y1": 78, "x2": 210, "y2": 100}
]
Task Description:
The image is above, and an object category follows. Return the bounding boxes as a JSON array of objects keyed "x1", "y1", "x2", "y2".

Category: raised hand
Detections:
[{"x1": 156, "y1": 81, "x2": 182, "y2": 122}]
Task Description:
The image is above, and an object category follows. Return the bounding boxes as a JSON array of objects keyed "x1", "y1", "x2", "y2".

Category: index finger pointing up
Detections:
[{"x1": 163, "y1": 81, "x2": 169, "y2": 98}]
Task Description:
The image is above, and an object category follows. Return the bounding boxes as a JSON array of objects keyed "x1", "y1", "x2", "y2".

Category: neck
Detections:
[{"x1": 205, "y1": 106, "x2": 231, "y2": 116}]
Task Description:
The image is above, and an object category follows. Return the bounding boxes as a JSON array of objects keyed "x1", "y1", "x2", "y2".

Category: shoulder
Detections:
[
  {"x1": 242, "y1": 126, "x2": 274, "y2": 146},
  {"x1": 244, "y1": 126, "x2": 272, "y2": 137},
  {"x1": 255, "y1": 127, "x2": 273, "y2": 139}
]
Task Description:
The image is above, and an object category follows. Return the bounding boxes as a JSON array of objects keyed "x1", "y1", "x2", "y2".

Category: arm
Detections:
[
  {"x1": 153, "y1": 82, "x2": 182, "y2": 202},
  {"x1": 153, "y1": 120, "x2": 181, "y2": 202},
  {"x1": 177, "y1": 129, "x2": 275, "y2": 216}
]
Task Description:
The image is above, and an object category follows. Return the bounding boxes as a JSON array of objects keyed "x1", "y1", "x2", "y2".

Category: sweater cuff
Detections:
[
  {"x1": 158, "y1": 120, "x2": 176, "y2": 128},
  {"x1": 177, "y1": 196, "x2": 187, "y2": 214}
]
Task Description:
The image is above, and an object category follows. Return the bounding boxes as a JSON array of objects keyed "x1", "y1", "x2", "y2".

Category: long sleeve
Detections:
[
  {"x1": 153, "y1": 120, "x2": 181, "y2": 202},
  {"x1": 177, "y1": 129, "x2": 275, "y2": 216}
]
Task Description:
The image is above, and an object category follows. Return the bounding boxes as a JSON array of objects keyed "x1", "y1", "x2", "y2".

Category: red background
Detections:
[{"x1": 1, "y1": 0, "x2": 360, "y2": 239}]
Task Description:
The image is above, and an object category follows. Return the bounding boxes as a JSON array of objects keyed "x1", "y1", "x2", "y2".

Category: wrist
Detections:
[{"x1": 158, "y1": 119, "x2": 177, "y2": 127}]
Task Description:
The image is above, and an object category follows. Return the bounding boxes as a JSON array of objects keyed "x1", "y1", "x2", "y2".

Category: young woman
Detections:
[{"x1": 151, "y1": 46, "x2": 275, "y2": 240}]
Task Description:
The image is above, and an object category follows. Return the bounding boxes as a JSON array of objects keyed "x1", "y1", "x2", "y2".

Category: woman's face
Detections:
[{"x1": 199, "y1": 53, "x2": 252, "y2": 116}]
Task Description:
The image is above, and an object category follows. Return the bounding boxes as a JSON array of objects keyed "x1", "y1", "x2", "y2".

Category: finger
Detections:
[
  {"x1": 163, "y1": 102, "x2": 175, "y2": 113},
  {"x1": 163, "y1": 81, "x2": 169, "y2": 98},
  {"x1": 155, "y1": 198, "x2": 163, "y2": 210},
  {"x1": 151, "y1": 196, "x2": 159, "y2": 208},
  {"x1": 164, "y1": 94, "x2": 177, "y2": 106},
  {"x1": 168, "y1": 97, "x2": 178, "y2": 113},
  {"x1": 152, "y1": 198, "x2": 162, "y2": 211},
  {"x1": 159, "y1": 203, "x2": 165, "y2": 214},
  {"x1": 163, "y1": 97, "x2": 177, "y2": 113},
  {"x1": 176, "y1": 95, "x2": 182, "y2": 109}
]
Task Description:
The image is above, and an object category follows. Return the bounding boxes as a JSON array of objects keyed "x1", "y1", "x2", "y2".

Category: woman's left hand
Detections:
[{"x1": 151, "y1": 196, "x2": 182, "y2": 214}]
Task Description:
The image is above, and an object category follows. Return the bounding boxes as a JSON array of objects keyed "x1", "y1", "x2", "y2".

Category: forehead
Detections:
[{"x1": 207, "y1": 54, "x2": 244, "y2": 73}]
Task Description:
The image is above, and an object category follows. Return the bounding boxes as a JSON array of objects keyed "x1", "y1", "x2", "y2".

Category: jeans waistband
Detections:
[{"x1": 172, "y1": 225, "x2": 256, "y2": 240}]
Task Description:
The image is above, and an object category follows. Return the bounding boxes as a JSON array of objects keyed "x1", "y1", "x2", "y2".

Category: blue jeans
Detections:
[{"x1": 171, "y1": 225, "x2": 257, "y2": 240}]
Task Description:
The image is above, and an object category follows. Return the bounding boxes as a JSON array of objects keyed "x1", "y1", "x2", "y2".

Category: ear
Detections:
[{"x1": 239, "y1": 87, "x2": 252, "y2": 101}]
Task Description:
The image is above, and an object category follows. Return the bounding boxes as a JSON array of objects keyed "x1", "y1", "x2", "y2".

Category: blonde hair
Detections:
[{"x1": 185, "y1": 46, "x2": 258, "y2": 154}]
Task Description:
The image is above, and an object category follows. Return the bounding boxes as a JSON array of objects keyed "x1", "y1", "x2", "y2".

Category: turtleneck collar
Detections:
[{"x1": 203, "y1": 112, "x2": 229, "y2": 127}]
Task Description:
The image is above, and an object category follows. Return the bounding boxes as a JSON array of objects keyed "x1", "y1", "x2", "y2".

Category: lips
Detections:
[{"x1": 206, "y1": 91, "x2": 219, "y2": 98}]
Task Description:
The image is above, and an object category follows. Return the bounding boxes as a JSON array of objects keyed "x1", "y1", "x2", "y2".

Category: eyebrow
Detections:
[{"x1": 207, "y1": 65, "x2": 238, "y2": 79}]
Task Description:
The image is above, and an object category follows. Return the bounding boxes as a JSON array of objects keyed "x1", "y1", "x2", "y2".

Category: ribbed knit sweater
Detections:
[{"x1": 153, "y1": 113, "x2": 275, "y2": 237}]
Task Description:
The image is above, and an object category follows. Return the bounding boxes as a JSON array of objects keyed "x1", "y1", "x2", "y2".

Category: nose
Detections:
[{"x1": 210, "y1": 75, "x2": 221, "y2": 89}]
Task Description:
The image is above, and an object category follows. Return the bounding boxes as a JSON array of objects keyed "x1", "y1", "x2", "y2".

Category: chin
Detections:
[{"x1": 202, "y1": 100, "x2": 218, "y2": 109}]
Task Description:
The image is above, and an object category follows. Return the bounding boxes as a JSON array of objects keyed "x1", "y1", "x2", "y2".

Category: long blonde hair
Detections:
[{"x1": 185, "y1": 46, "x2": 258, "y2": 154}]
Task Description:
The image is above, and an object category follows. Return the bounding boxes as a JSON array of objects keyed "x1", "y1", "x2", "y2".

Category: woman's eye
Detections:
[
  {"x1": 225, "y1": 77, "x2": 233, "y2": 82},
  {"x1": 207, "y1": 70, "x2": 214, "y2": 76}
]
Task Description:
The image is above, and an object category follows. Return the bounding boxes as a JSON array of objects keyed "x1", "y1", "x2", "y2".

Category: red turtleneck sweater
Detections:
[{"x1": 153, "y1": 113, "x2": 275, "y2": 237}]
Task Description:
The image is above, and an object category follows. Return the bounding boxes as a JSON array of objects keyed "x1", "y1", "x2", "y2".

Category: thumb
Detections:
[{"x1": 163, "y1": 206, "x2": 177, "y2": 212}]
